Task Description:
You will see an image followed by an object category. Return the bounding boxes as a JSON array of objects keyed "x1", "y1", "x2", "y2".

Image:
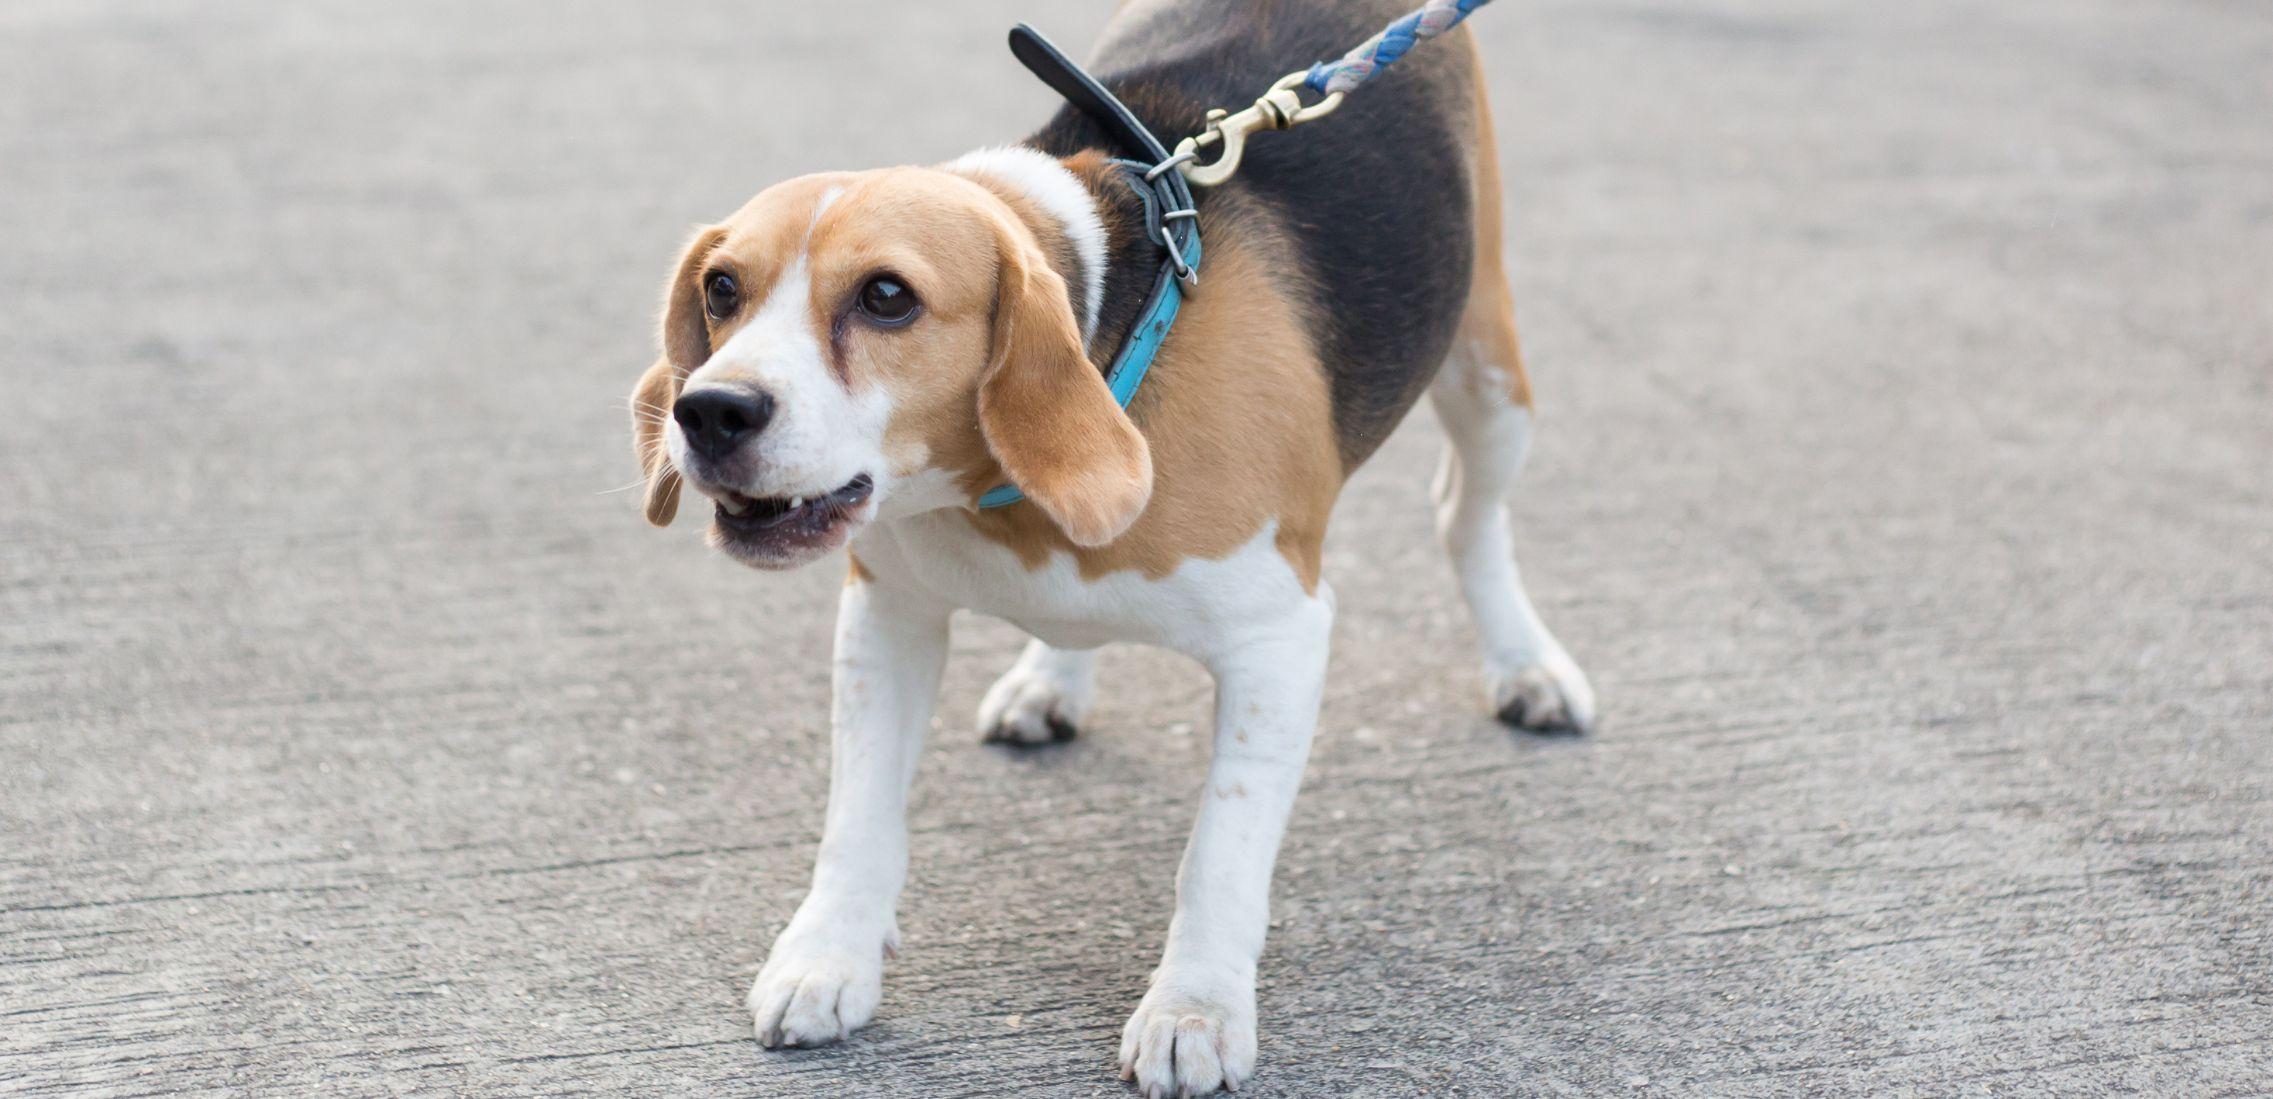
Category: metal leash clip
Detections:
[{"x1": 1172, "y1": 70, "x2": 1345, "y2": 188}]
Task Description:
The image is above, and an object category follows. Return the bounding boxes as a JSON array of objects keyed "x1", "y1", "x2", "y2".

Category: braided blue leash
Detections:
[
  {"x1": 1305, "y1": 0, "x2": 1491, "y2": 96},
  {"x1": 1174, "y1": 0, "x2": 1495, "y2": 186}
]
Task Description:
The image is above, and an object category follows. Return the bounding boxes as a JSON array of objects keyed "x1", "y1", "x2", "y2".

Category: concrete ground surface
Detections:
[{"x1": 4, "y1": 0, "x2": 2269, "y2": 1095}]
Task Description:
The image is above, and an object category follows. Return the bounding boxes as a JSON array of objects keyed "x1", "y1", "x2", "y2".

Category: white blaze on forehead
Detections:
[
  {"x1": 808, "y1": 186, "x2": 843, "y2": 240},
  {"x1": 947, "y1": 145, "x2": 1106, "y2": 345}
]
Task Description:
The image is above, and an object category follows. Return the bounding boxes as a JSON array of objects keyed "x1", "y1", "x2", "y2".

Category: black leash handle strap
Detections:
[{"x1": 1007, "y1": 24, "x2": 1200, "y2": 219}]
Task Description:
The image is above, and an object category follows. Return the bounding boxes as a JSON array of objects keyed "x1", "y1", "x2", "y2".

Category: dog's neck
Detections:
[{"x1": 944, "y1": 144, "x2": 1163, "y2": 370}]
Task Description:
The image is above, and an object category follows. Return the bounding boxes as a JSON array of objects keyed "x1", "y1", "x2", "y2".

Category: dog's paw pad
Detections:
[
  {"x1": 1488, "y1": 657, "x2": 1596, "y2": 735},
  {"x1": 748, "y1": 950, "x2": 883, "y2": 1049},
  {"x1": 1119, "y1": 990, "x2": 1256, "y2": 1098}
]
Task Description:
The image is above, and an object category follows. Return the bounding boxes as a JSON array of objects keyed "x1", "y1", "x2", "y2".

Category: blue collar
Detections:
[{"x1": 978, "y1": 27, "x2": 1203, "y2": 510}]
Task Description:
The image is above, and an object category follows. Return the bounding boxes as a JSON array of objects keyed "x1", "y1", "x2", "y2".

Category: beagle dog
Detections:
[{"x1": 627, "y1": 1, "x2": 1592, "y2": 1093}]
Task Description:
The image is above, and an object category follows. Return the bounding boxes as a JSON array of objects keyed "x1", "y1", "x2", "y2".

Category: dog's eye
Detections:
[
  {"x1": 703, "y1": 271, "x2": 739, "y2": 321},
  {"x1": 855, "y1": 276, "x2": 918, "y2": 326}
]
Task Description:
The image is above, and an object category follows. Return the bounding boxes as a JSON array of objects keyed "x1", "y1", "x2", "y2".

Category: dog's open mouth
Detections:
[
  {"x1": 718, "y1": 472, "x2": 877, "y2": 529},
  {"x1": 714, "y1": 473, "x2": 874, "y2": 531},
  {"x1": 708, "y1": 473, "x2": 875, "y2": 566}
]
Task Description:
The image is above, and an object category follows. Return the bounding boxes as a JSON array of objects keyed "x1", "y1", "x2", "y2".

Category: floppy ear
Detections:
[
  {"x1": 977, "y1": 212, "x2": 1153, "y2": 547},
  {"x1": 630, "y1": 356, "x2": 682, "y2": 526},
  {"x1": 629, "y1": 226, "x2": 727, "y2": 527}
]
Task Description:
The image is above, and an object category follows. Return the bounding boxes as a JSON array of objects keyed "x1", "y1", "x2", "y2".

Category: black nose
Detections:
[{"x1": 673, "y1": 387, "x2": 775, "y2": 462}]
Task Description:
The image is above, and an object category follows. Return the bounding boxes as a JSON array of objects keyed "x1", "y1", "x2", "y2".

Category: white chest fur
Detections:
[{"x1": 850, "y1": 512, "x2": 1315, "y2": 660}]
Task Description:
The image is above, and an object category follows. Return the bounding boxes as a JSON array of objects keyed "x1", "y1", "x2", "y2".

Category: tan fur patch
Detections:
[
  {"x1": 819, "y1": 172, "x2": 1068, "y2": 499},
  {"x1": 1459, "y1": 40, "x2": 1532, "y2": 409},
  {"x1": 962, "y1": 190, "x2": 1341, "y2": 592}
]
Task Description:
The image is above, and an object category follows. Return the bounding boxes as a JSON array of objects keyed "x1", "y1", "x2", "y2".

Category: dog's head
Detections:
[{"x1": 629, "y1": 167, "x2": 1150, "y2": 570}]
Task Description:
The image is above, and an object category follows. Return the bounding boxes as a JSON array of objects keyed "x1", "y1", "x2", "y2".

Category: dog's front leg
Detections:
[
  {"x1": 749, "y1": 576, "x2": 949, "y2": 1048},
  {"x1": 1121, "y1": 590, "x2": 1334, "y2": 1097}
]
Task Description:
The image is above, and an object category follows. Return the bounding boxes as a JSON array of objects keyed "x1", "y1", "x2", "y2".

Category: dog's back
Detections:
[{"x1": 1029, "y1": 0, "x2": 1483, "y2": 469}]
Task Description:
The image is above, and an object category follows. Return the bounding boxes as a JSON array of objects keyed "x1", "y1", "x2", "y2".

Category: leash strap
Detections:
[
  {"x1": 1306, "y1": 0, "x2": 1492, "y2": 96},
  {"x1": 1010, "y1": 24, "x2": 1167, "y2": 163},
  {"x1": 1174, "y1": 0, "x2": 1490, "y2": 187},
  {"x1": 978, "y1": 28, "x2": 1203, "y2": 511}
]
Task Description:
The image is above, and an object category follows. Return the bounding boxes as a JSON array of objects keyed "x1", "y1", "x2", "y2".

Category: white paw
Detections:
[
  {"x1": 748, "y1": 926, "x2": 892, "y2": 1048},
  {"x1": 1118, "y1": 976, "x2": 1258, "y2": 1098},
  {"x1": 976, "y1": 647, "x2": 1094, "y2": 745},
  {"x1": 1487, "y1": 653, "x2": 1596, "y2": 733}
]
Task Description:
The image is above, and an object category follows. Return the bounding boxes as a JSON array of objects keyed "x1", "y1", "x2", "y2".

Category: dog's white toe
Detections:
[
  {"x1": 1487, "y1": 653, "x2": 1595, "y2": 734},
  {"x1": 748, "y1": 932, "x2": 889, "y2": 1048},
  {"x1": 976, "y1": 644, "x2": 1094, "y2": 745},
  {"x1": 1118, "y1": 981, "x2": 1257, "y2": 1097}
]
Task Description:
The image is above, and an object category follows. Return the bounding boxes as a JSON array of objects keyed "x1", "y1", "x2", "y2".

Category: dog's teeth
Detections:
[
  {"x1": 789, "y1": 496, "x2": 805, "y2": 510},
  {"x1": 721, "y1": 497, "x2": 750, "y2": 516}
]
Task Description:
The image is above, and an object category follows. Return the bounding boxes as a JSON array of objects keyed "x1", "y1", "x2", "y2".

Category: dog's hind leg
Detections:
[
  {"x1": 1426, "y1": 99, "x2": 1595, "y2": 733},
  {"x1": 1428, "y1": 321, "x2": 1594, "y2": 733},
  {"x1": 977, "y1": 639, "x2": 1096, "y2": 744}
]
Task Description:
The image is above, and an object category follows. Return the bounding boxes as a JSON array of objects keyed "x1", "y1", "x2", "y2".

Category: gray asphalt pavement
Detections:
[{"x1": 4, "y1": 1, "x2": 2270, "y2": 1095}]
